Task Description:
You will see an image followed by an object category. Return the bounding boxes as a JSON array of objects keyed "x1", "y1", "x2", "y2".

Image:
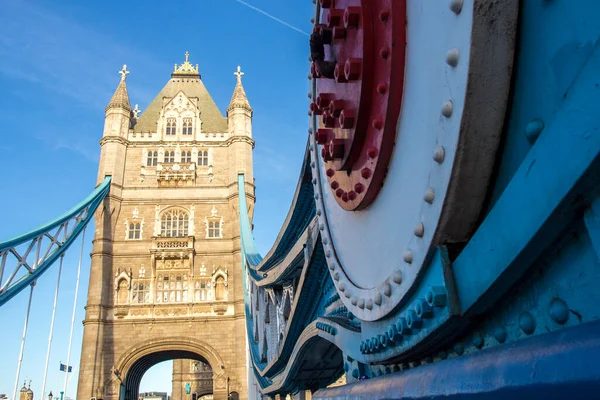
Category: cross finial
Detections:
[
  {"x1": 234, "y1": 65, "x2": 244, "y2": 84},
  {"x1": 185, "y1": 51, "x2": 190, "y2": 62},
  {"x1": 119, "y1": 64, "x2": 130, "y2": 82}
]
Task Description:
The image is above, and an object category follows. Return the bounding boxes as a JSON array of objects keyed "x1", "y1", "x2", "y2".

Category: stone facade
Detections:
[
  {"x1": 171, "y1": 360, "x2": 213, "y2": 400},
  {"x1": 76, "y1": 56, "x2": 254, "y2": 400}
]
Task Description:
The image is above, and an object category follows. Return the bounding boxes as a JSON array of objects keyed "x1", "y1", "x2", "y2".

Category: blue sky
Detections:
[{"x1": 0, "y1": 0, "x2": 313, "y2": 397}]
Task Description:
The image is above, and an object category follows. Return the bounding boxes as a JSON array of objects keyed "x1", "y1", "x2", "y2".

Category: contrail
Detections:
[{"x1": 234, "y1": 0, "x2": 310, "y2": 36}]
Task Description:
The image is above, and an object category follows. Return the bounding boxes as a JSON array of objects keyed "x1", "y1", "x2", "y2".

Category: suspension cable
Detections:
[
  {"x1": 63, "y1": 226, "x2": 86, "y2": 399},
  {"x1": 12, "y1": 282, "x2": 36, "y2": 400},
  {"x1": 41, "y1": 253, "x2": 65, "y2": 400}
]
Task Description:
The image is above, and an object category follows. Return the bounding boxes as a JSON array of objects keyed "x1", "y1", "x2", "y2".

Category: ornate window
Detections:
[
  {"x1": 160, "y1": 209, "x2": 189, "y2": 237},
  {"x1": 147, "y1": 151, "x2": 158, "y2": 166},
  {"x1": 156, "y1": 273, "x2": 188, "y2": 303},
  {"x1": 166, "y1": 118, "x2": 176, "y2": 135},
  {"x1": 165, "y1": 150, "x2": 175, "y2": 163},
  {"x1": 128, "y1": 223, "x2": 141, "y2": 240},
  {"x1": 182, "y1": 118, "x2": 193, "y2": 135},
  {"x1": 132, "y1": 281, "x2": 150, "y2": 303},
  {"x1": 197, "y1": 150, "x2": 208, "y2": 166},
  {"x1": 208, "y1": 221, "x2": 220, "y2": 238},
  {"x1": 182, "y1": 150, "x2": 192, "y2": 163},
  {"x1": 194, "y1": 279, "x2": 212, "y2": 302}
]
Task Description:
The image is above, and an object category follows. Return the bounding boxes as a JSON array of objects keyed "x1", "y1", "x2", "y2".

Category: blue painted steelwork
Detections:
[
  {"x1": 0, "y1": 176, "x2": 111, "y2": 306},
  {"x1": 240, "y1": 1, "x2": 600, "y2": 398}
]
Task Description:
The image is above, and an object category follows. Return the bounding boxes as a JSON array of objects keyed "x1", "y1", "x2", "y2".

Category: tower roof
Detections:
[
  {"x1": 106, "y1": 65, "x2": 132, "y2": 112},
  {"x1": 133, "y1": 53, "x2": 227, "y2": 133},
  {"x1": 227, "y1": 66, "x2": 251, "y2": 114}
]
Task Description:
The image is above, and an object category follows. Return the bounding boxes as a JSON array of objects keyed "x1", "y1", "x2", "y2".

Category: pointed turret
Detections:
[
  {"x1": 227, "y1": 66, "x2": 252, "y2": 114},
  {"x1": 105, "y1": 65, "x2": 132, "y2": 112}
]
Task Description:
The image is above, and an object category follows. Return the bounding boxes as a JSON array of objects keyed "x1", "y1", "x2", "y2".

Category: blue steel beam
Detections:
[{"x1": 0, "y1": 176, "x2": 111, "y2": 307}]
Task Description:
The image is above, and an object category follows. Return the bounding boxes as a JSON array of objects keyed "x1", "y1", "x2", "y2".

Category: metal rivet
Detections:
[
  {"x1": 333, "y1": 272, "x2": 339, "y2": 281},
  {"x1": 374, "y1": 293, "x2": 382, "y2": 306},
  {"x1": 351, "y1": 296, "x2": 358, "y2": 306},
  {"x1": 519, "y1": 311, "x2": 536, "y2": 335},
  {"x1": 319, "y1": 223, "x2": 325, "y2": 231},
  {"x1": 439, "y1": 350, "x2": 448, "y2": 360},
  {"x1": 414, "y1": 222, "x2": 424, "y2": 238},
  {"x1": 424, "y1": 188, "x2": 435, "y2": 204},
  {"x1": 366, "y1": 299, "x2": 373, "y2": 310},
  {"x1": 446, "y1": 48, "x2": 459, "y2": 67},
  {"x1": 550, "y1": 298, "x2": 569, "y2": 325},
  {"x1": 441, "y1": 100, "x2": 453, "y2": 118},
  {"x1": 339, "y1": 283, "x2": 345, "y2": 292},
  {"x1": 314, "y1": 193, "x2": 320, "y2": 200},
  {"x1": 403, "y1": 251, "x2": 413, "y2": 264},
  {"x1": 322, "y1": 237, "x2": 329, "y2": 245},
  {"x1": 325, "y1": 250, "x2": 332, "y2": 258},
  {"x1": 525, "y1": 119, "x2": 544, "y2": 144},
  {"x1": 312, "y1": 177, "x2": 317, "y2": 184},
  {"x1": 494, "y1": 325, "x2": 507, "y2": 343},
  {"x1": 308, "y1": 92, "x2": 313, "y2": 99},
  {"x1": 316, "y1": 208, "x2": 322, "y2": 216},
  {"x1": 344, "y1": 290, "x2": 351, "y2": 298},
  {"x1": 329, "y1": 262, "x2": 336, "y2": 271},
  {"x1": 472, "y1": 332, "x2": 484, "y2": 349},
  {"x1": 392, "y1": 271, "x2": 402, "y2": 284},
  {"x1": 358, "y1": 299, "x2": 365, "y2": 309},
  {"x1": 311, "y1": 161, "x2": 316, "y2": 168},
  {"x1": 383, "y1": 283, "x2": 392, "y2": 297},
  {"x1": 433, "y1": 147, "x2": 445, "y2": 163},
  {"x1": 450, "y1": 0, "x2": 463, "y2": 14}
]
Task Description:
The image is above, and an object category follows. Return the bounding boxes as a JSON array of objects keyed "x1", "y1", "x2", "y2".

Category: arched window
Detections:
[
  {"x1": 160, "y1": 209, "x2": 189, "y2": 237},
  {"x1": 208, "y1": 221, "x2": 220, "y2": 238},
  {"x1": 166, "y1": 118, "x2": 176, "y2": 135},
  {"x1": 164, "y1": 151, "x2": 175, "y2": 163},
  {"x1": 128, "y1": 223, "x2": 141, "y2": 240},
  {"x1": 215, "y1": 276, "x2": 225, "y2": 301},
  {"x1": 198, "y1": 150, "x2": 208, "y2": 166},
  {"x1": 147, "y1": 151, "x2": 158, "y2": 166},
  {"x1": 182, "y1": 150, "x2": 192, "y2": 163},
  {"x1": 182, "y1": 118, "x2": 193, "y2": 135}
]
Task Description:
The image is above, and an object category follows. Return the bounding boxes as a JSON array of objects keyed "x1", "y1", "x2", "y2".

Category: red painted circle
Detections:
[{"x1": 313, "y1": 0, "x2": 407, "y2": 210}]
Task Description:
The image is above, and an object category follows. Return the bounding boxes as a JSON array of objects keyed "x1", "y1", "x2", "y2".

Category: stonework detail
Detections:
[{"x1": 78, "y1": 53, "x2": 254, "y2": 400}]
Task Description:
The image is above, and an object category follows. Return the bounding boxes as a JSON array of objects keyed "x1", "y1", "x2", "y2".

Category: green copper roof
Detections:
[{"x1": 133, "y1": 76, "x2": 228, "y2": 133}]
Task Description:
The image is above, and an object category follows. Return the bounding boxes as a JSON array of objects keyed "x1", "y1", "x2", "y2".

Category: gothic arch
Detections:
[{"x1": 116, "y1": 336, "x2": 226, "y2": 377}]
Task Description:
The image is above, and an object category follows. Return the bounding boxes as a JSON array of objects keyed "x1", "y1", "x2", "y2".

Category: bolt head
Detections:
[
  {"x1": 327, "y1": 9, "x2": 344, "y2": 27},
  {"x1": 344, "y1": 58, "x2": 362, "y2": 80},
  {"x1": 334, "y1": 63, "x2": 347, "y2": 83},
  {"x1": 549, "y1": 298, "x2": 569, "y2": 325},
  {"x1": 340, "y1": 109, "x2": 356, "y2": 128},
  {"x1": 326, "y1": 168, "x2": 335, "y2": 177},
  {"x1": 377, "y1": 83, "x2": 388, "y2": 95},
  {"x1": 344, "y1": 6, "x2": 361, "y2": 28},
  {"x1": 332, "y1": 26, "x2": 346, "y2": 39},
  {"x1": 415, "y1": 299, "x2": 433, "y2": 319},
  {"x1": 361, "y1": 167, "x2": 372, "y2": 179},
  {"x1": 426, "y1": 286, "x2": 447, "y2": 307},
  {"x1": 330, "y1": 181, "x2": 340, "y2": 190},
  {"x1": 379, "y1": 8, "x2": 390, "y2": 22},
  {"x1": 354, "y1": 183, "x2": 365, "y2": 194},
  {"x1": 372, "y1": 118, "x2": 383, "y2": 130}
]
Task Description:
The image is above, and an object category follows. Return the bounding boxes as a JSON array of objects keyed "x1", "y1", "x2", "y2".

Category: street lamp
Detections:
[{"x1": 48, "y1": 391, "x2": 53, "y2": 400}]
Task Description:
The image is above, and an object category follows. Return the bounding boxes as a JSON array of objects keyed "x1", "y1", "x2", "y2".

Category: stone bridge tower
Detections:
[{"x1": 77, "y1": 54, "x2": 254, "y2": 400}]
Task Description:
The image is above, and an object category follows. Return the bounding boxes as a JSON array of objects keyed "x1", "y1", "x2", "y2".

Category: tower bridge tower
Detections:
[{"x1": 77, "y1": 54, "x2": 254, "y2": 400}]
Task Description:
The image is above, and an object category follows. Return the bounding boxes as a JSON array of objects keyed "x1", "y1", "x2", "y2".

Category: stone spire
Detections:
[
  {"x1": 105, "y1": 64, "x2": 132, "y2": 112},
  {"x1": 227, "y1": 66, "x2": 251, "y2": 113}
]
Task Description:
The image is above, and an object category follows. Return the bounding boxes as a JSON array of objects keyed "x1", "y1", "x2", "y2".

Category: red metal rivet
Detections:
[
  {"x1": 367, "y1": 147, "x2": 378, "y2": 158},
  {"x1": 334, "y1": 63, "x2": 347, "y2": 83},
  {"x1": 335, "y1": 188, "x2": 344, "y2": 198},
  {"x1": 380, "y1": 46, "x2": 390, "y2": 59},
  {"x1": 331, "y1": 181, "x2": 340, "y2": 190},
  {"x1": 342, "y1": 192, "x2": 349, "y2": 202},
  {"x1": 379, "y1": 9, "x2": 390, "y2": 22},
  {"x1": 309, "y1": 102, "x2": 323, "y2": 115},
  {"x1": 320, "y1": 0, "x2": 333, "y2": 9},
  {"x1": 315, "y1": 129, "x2": 332, "y2": 144},
  {"x1": 327, "y1": 9, "x2": 344, "y2": 27},
  {"x1": 354, "y1": 183, "x2": 365, "y2": 193},
  {"x1": 372, "y1": 118, "x2": 383, "y2": 130},
  {"x1": 347, "y1": 191, "x2": 357, "y2": 201},
  {"x1": 326, "y1": 168, "x2": 335, "y2": 177},
  {"x1": 333, "y1": 26, "x2": 346, "y2": 39},
  {"x1": 322, "y1": 148, "x2": 334, "y2": 162},
  {"x1": 339, "y1": 109, "x2": 356, "y2": 129},
  {"x1": 329, "y1": 139, "x2": 345, "y2": 159},
  {"x1": 322, "y1": 110, "x2": 336, "y2": 127},
  {"x1": 316, "y1": 93, "x2": 335, "y2": 109},
  {"x1": 344, "y1": 58, "x2": 362, "y2": 81},
  {"x1": 361, "y1": 168, "x2": 372, "y2": 179},
  {"x1": 344, "y1": 6, "x2": 361, "y2": 28},
  {"x1": 329, "y1": 100, "x2": 346, "y2": 117},
  {"x1": 377, "y1": 83, "x2": 388, "y2": 95}
]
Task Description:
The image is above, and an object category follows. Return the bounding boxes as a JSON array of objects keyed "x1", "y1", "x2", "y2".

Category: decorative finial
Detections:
[
  {"x1": 234, "y1": 65, "x2": 244, "y2": 84},
  {"x1": 173, "y1": 52, "x2": 199, "y2": 75},
  {"x1": 119, "y1": 64, "x2": 130, "y2": 82},
  {"x1": 133, "y1": 104, "x2": 141, "y2": 118}
]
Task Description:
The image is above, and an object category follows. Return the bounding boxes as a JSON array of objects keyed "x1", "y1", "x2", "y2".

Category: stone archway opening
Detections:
[{"x1": 123, "y1": 350, "x2": 213, "y2": 400}]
